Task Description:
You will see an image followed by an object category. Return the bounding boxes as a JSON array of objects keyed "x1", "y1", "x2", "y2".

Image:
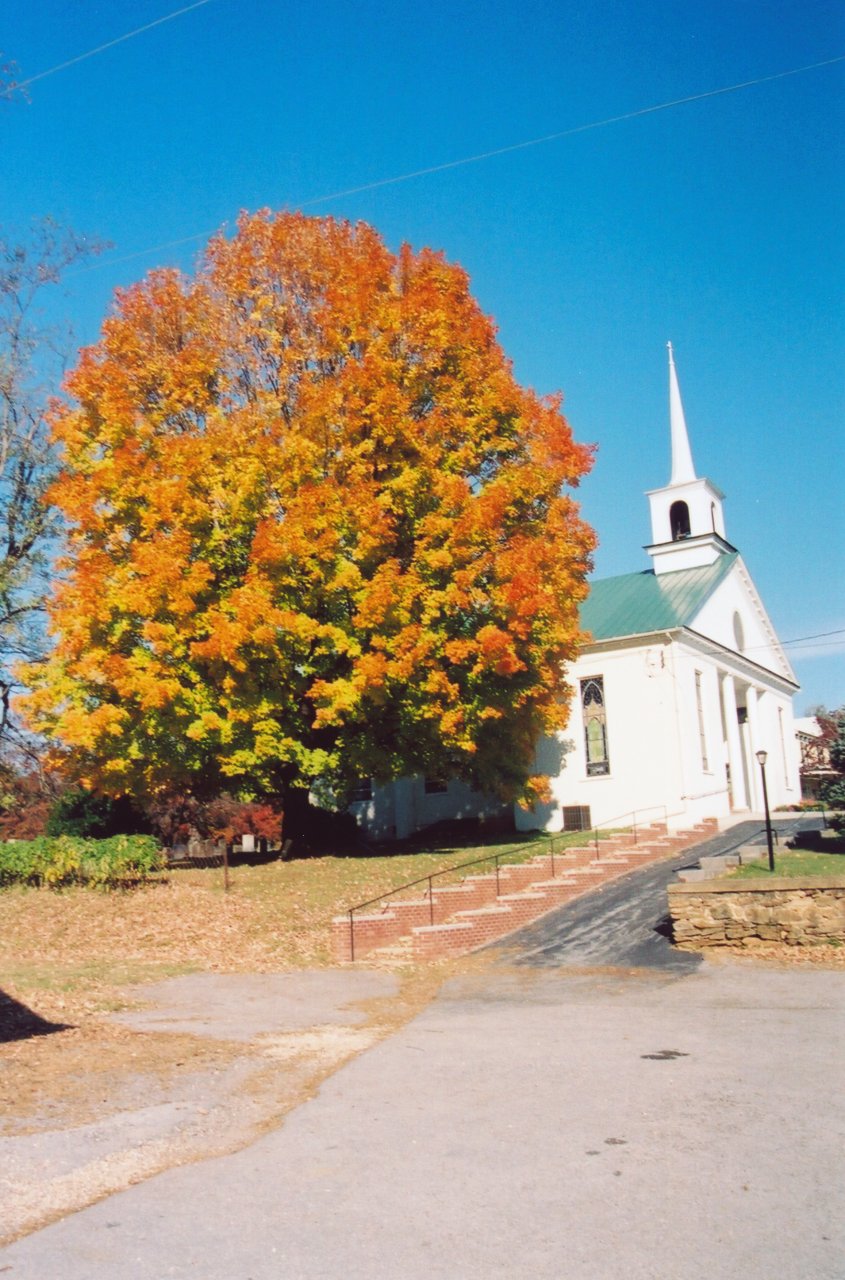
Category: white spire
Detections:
[
  {"x1": 667, "y1": 341, "x2": 696, "y2": 485},
  {"x1": 647, "y1": 344, "x2": 728, "y2": 573}
]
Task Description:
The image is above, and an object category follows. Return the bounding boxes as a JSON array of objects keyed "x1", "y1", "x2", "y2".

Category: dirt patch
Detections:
[
  {"x1": 259, "y1": 1024, "x2": 383, "y2": 1062},
  {"x1": 0, "y1": 1018, "x2": 254, "y2": 1130}
]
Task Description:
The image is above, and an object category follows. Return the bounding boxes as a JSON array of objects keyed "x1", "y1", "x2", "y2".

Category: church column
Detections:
[
  {"x1": 721, "y1": 673, "x2": 748, "y2": 810},
  {"x1": 745, "y1": 686, "x2": 761, "y2": 809}
]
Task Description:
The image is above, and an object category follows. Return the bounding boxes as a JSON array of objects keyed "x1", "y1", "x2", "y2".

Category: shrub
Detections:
[
  {"x1": 0, "y1": 834, "x2": 164, "y2": 888},
  {"x1": 821, "y1": 719, "x2": 845, "y2": 834},
  {"x1": 0, "y1": 770, "x2": 53, "y2": 839},
  {"x1": 46, "y1": 788, "x2": 151, "y2": 839},
  {"x1": 282, "y1": 798, "x2": 360, "y2": 853},
  {"x1": 203, "y1": 796, "x2": 283, "y2": 843},
  {"x1": 822, "y1": 780, "x2": 845, "y2": 834},
  {"x1": 146, "y1": 791, "x2": 283, "y2": 847}
]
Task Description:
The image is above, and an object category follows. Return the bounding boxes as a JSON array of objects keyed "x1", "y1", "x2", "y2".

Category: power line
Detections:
[
  {"x1": 297, "y1": 55, "x2": 845, "y2": 210},
  {"x1": 730, "y1": 629, "x2": 845, "y2": 657},
  {"x1": 14, "y1": 0, "x2": 216, "y2": 90},
  {"x1": 72, "y1": 52, "x2": 845, "y2": 277},
  {"x1": 780, "y1": 639, "x2": 845, "y2": 653},
  {"x1": 781, "y1": 628, "x2": 845, "y2": 647}
]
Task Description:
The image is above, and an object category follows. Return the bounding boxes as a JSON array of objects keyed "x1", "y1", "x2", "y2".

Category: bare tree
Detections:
[
  {"x1": 0, "y1": 53, "x2": 24, "y2": 102},
  {"x1": 0, "y1": 219, "x2": 102, "y2": 750}
]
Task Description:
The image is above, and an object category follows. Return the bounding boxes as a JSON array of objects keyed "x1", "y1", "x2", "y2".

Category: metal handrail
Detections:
[
  {"x1": 587, "y1": 804, "x2": 670, "y2": 855},
  {"x1": 343, "y1": 804, "x2": 678, "y2": 960}
]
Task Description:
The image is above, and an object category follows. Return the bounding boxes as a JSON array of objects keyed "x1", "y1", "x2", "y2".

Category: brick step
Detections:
[
  {"x1": 334, "y1": 819, "x2": 719, "y2": 962},
  {"x1": 413, "y1": 900, "x2": 539, "y2": 956},
  {"x1": 412, "y1": 920, "x2": 475, "y2": 958}
]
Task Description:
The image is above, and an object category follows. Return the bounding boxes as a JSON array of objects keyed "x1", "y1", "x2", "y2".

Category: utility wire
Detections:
[
  {"x1": 688, "y1": 630, "x2": 845, "y2": 668},
  {"x1": 72, "y1": 52, "x2": 845, "y2": 276},
  {"x1": 14, "y1": 0, "x2": 216, "y2": 90},
  {"x1": 702, "y1": 629, "x2": 845, "y2": 657},
  {"x1": 781, "y1": 628, "x2": 845, "y2": 647},
  {"x1": 297, "y1": 55, "x2": 845, "y2": 209},
  {"x1": 779, "y1": 639, "x2": 845, "y2": 652}
]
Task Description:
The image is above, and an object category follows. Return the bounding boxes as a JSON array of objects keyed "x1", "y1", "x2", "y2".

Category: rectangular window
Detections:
[
  {"x1": 580, "y1": 677, "x2": 610, "y2": 776},
  {"x1": 349, "y1": 779, "x2": 373, "y2": 802},
  {"x1": 424, "y1": 777, "x2": 449, "y2": 795},
  {"x1": 695, "y1": 671, "x2": 709, "y2": 771},
  {"x1": 562, "y1": 805, "x2": 591, "y2": 832}
]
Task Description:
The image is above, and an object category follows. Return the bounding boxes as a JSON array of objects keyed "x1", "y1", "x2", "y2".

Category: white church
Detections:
[{"x1": 350, "y1": 346, "x2": 801, "y2": 840}]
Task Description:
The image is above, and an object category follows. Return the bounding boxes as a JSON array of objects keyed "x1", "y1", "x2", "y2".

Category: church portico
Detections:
[
  {"x1": 744, "y1": 684, "x2": 762, "y2": 810},
  {"x1": 720, "y1": 672, "x2": 749, "y2": 811}
]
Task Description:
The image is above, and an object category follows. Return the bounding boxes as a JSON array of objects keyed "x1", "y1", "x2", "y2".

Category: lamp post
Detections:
[{"x1": 756, "y1": 749, "x2": 775, "y2": 872}]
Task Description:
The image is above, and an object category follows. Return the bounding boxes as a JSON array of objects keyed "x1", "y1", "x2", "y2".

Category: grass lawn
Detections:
[
  {"x1": 731, "y1": 847, "x2": 845, "y2": 879},
  {"x1": 0, "y1": 827, "x2": 599, "y2": 1024}
]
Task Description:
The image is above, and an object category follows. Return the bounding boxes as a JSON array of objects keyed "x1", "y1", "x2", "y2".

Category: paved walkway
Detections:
[{"x1": 492, "y1": 816, "x2": 817, "y2": 971}]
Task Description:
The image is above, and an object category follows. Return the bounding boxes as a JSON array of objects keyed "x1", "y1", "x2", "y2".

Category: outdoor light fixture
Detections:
[{"x1": 755, "y1": 750, "x2": 775, "y2": 872}]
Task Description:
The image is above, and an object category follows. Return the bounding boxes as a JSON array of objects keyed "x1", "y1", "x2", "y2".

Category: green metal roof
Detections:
[{"x1": 580, "y1": 553, "x2": 739, "y2": 642}]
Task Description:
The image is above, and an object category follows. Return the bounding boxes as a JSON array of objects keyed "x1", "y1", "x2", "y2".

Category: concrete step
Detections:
[
  {"x1": 369, "y1": 937, "x2": 416, "y2": 962},
  {"x1": 529, "y1": 878, "x2": 583, "y2": 903},
  {"x1": 452, "y1": 904, "x2": 514, "y2": 924}
]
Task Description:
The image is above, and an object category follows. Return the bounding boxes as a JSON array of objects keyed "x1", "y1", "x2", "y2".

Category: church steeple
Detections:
[
  {"x1": 645, "y1": 344, "x2": 733, "y2": 575},
  {"x1": 668, "y1": 341, "x2": 696, "y2": 484}
]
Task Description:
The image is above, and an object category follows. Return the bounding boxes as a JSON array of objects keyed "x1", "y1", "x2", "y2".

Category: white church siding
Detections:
[
  {"x1": 691, "y1": 561, "x2": 792, "y2": 683},
  {"x1": 673, "y1": 641, "x2": 731, "y2": 822},
  {"x1": 514, "y1": 620, "x2": 799, "y2": 839},
  {"x1": 517, "y1": 635, "x2": 689, "y2": 834},
  {"x1": 349, "y1": 775, "x2": 508, "y2": 842}
]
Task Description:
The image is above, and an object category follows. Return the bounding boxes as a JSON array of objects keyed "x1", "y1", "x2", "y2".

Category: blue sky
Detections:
[{"x1": 3, "y1": 0, "x2": 844, "y2": 712}]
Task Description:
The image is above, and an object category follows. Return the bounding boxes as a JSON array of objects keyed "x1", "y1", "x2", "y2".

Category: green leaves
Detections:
[{"x1": 0, "y1": 834, "x2": 164, "y2": 888}]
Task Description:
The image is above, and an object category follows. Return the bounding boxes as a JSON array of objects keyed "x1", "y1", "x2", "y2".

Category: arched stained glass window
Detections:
[{"x1": 581, "y1": 677, "x2": 610, "y2": 776}]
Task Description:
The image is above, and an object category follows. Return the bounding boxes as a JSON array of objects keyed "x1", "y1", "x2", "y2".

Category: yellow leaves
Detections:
[
  {"x1": 61, "y1": 703, "x2": 127, "y2": 749},
  {"x1": 185, "y1": 711, "x2": 227, "y2": 742},
  {"x1": 353, "y1": 559, "x2": 406, "y2": 631},
  {"x1": 524, "y1": 774, "x2": 553, "y2": 805},
  {"x1": 330, "y1": 559, "x2": 363, "y2": 595}
]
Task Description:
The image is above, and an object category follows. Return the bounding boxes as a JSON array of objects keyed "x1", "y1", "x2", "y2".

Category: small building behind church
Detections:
[
  {"x1": 794, "y1": 716, "x2": 838, "y2": 801},
  {"x1": 350, "y1": 346, "x2": 801, "y2": 840}
]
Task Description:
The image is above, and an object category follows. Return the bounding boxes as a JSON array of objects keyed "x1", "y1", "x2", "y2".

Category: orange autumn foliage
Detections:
[{"x1": 20, "y1": 211, "x2": 595, "y2": 804}]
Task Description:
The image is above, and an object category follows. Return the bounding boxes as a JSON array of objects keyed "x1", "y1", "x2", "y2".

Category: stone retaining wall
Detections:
[{"x1": 667, "y1": 877, "x2": 845, "y2": 948}]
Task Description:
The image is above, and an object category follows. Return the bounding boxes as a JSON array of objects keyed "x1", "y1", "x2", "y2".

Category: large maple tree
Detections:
[{"x1": 21, "y1": 211, "x2": 595, "y2": 809}]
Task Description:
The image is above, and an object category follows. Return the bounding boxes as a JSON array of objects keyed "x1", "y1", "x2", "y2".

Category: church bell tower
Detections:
[{"x1": 645, "y1": 343, "x2": 734, "y2": 575}]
